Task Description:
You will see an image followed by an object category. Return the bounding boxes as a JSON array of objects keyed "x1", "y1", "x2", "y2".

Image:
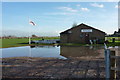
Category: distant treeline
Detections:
[
  {"x1": 106, "y1": 28, "x2": 120, "y2": 37},
  {"x1": 0, "y1": 36, "x2": 60, "y2": 39},
  {"x1": 106, "y1": 34, "x2": 120, "y2": 37}
]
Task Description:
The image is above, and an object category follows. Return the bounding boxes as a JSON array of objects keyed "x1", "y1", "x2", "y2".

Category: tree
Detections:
[
  {"x1": 32, "y1": 34, "x2": 38, "y2": 38},
  {"x1": 114, "y1": 31, "x2": 117, "y2": 34},
  {"x1": 72, "y1": 22, "x2": 77, "y2": 27}
]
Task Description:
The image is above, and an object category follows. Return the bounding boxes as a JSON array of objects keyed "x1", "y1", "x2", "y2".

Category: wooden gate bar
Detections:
[
  {"x1": 111, "y1": 67, "x2": 120, "y2": 71},
  {"x1": 111, "y1": 56, "x2": 120, "y2": 59},
  {"x1": 110, "y1": 50, "x2": 116, "y2": 79}
]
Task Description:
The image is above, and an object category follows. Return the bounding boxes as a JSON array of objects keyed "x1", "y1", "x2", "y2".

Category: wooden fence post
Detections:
[{"x1": 110, "y1": 50, "x2": 116, "y2": 79}]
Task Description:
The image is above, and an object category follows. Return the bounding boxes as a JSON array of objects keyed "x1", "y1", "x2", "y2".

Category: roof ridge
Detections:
[{"x1": 60, "y1": 23, "x2": 106, "y2": 34}]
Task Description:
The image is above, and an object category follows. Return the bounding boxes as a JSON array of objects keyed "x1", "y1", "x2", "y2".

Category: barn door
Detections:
[{"x1": 85, "y1": 34, "x2": 89, "y2": 44}]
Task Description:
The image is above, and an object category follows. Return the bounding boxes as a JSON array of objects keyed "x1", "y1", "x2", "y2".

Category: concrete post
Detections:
[{"x1": 105, "y1": 49, "x2": 110, "y2": 79}]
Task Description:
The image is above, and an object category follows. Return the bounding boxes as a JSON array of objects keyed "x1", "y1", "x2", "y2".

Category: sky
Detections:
[
  {"x1": 2, "y1": 2, "x2": 119, "y2": 37},
  {"x1": 1, "y1": 0, "x2": 120, "y2": 2}
]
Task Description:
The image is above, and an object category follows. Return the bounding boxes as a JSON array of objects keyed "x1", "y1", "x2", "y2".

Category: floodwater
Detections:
[
  {"x1": 60, "y1": 46, "x2": 104, "y2": 58},
  {"x1": 1, "y1": 45, "x2": 109, "y2": 59},
  {"x1": 1, "y1": 46, "x2": 63, "y2": 58}
]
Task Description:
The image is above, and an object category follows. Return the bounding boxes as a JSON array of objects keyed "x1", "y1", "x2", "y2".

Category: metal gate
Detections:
[{"x1": 105, "y1": 48, "x2": 120, "y2": 79}]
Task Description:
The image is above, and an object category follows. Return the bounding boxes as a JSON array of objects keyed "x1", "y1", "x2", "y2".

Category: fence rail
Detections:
[
  {"x1": 111, "y1": 67, "x2": 120, "y2": 71},
  {"x1": 111, "y1": 56, "x2": 120, "y2": 59}
]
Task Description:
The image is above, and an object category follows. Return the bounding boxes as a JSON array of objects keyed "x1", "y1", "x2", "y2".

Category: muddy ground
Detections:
[{"x1": 1, "y1": 48, "x2": 120, "y2": 80}]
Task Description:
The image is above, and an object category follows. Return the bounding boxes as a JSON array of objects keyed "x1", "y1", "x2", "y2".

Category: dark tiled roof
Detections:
[{"x1": 60, "y1": 23, "x2": 106, "y2": 34}]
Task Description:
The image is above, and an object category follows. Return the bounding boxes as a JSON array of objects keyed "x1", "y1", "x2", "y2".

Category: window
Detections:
[
  {"x1": 68, "y1": 31, "x2": 72, "y2": 33},
  {"x1": 80, "y1": 34, "x2": 84, "y2": 38},
  {"x1": 81, "y1": 29, "x2": 92, "y2": 32}
]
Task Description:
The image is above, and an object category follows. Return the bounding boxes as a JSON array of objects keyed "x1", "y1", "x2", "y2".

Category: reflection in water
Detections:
[
  {"x1": 30, "y1": 45, "x2": 66, "y2": 59},
  {"x1": 30, "y1": 45, "x2": 57, "y2": 48},
  {"x1": 2, "y1": 46, "x2": 30, "y2": 58},
  {"x1": 2, "y1": 45, "x2": 67, "y2": 59},
  {"x1": 2, "y1": 45, "x2": 107, "y2": 59},
  {"x1": 60, "y1": 46, "x2": 104, "y2": 58}
]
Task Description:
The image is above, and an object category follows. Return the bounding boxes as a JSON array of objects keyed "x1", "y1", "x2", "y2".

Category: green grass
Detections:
[
  {"x1": 1, "y1": 37, "x2": 59, "y2": 48},
  {"x1": 105, "y1": 37, "x2": 120, "y2": 46},
  {"x1": 1, "y1": 36, "x2": 120, "y2": 48},
  {"x1": 105, "y1": 37, "x2": 120, "y2": 42},
  {"x1": 106, "y1": 42, "x2": 120, "y2": 47}
]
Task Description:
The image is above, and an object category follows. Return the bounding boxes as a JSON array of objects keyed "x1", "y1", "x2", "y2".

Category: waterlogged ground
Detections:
[
  {"x1": 2, "y1": 56, "x2": 120, "y2": 79},
  {"x1": 2, "y1": 47, "x2": 120, "y2": 79}
]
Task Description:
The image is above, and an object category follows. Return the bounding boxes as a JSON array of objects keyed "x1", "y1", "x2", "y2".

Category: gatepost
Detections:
[{"x1": 110, "y1": 50, "x2": 116, "y2": 79}]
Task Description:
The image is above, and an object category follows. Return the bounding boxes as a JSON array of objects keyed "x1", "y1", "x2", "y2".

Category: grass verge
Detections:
[{"x1": 1, "y1": 37, "x2": 59, "y2": 48}]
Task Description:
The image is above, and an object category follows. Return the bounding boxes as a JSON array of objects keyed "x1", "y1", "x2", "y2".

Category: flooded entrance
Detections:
[
  {"x1": 2, "y1": 45, "x2": 105, "y2": 59},
  {"x1": 2, "y1": 45, "x2": 120, "y2": 79},
  {"x1": 60, "y1": 46, "x2": 104, "y2": 59}
]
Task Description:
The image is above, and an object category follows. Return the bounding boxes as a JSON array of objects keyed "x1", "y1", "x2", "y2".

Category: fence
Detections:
[{"x1": 105, "y1": 47, "x2": 120, "y2": 79}]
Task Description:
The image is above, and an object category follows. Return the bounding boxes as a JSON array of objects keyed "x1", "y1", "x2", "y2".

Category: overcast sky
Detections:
[{"x1": 2, "y1": 2, "x2": 119, "y2": 37}]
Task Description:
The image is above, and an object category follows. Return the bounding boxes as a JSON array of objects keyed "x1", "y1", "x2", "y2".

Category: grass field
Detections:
[
  {"x1": 105, "y1": 37, "x2": 120, "y2": 42},
  {"x1": 1, "y1": 37, "x2": 120, "y2": 48},
  {"x1": 1, "y1": 37, "x2": 60, "y2": 48},
  {"x1": 105, "y1": 37, "x2": 120, "y2": 47}
]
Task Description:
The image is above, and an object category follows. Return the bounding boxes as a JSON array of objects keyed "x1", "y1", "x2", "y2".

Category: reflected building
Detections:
[
  {"x1": 60, "y1": 46, "x2": 104, "y2": 58},
  {"x1": 30, "y1": 45, "x2": 57, "y2": 48}
]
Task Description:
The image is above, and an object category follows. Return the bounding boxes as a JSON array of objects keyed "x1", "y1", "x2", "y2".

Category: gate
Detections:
[{"x1": 105, "y1": 46, "x2": 120, "y2": 79}]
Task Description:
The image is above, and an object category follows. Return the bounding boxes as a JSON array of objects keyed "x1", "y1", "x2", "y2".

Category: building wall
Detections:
[
  {"x1": 60, "y1": 24, "x2": 105, "y2": 43},
  {"x1": 60, "y1": 34, "x2": 68, "y2": 43}
]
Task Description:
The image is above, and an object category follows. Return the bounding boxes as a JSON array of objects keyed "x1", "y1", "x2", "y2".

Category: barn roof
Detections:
[{"x1": 60, "y1": 23, "x2": 106, "y2": 34}]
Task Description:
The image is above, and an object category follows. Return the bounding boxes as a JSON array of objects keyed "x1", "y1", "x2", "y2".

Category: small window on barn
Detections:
[
  {"x1": 68, "y1": 31, "x2": 72, "y2": 33},
  {"x1": 81, "y1": 29, "x2": 92, "y2": 32},
  {"x1": 80, "y1": 34, "x2": 84, "y2": 38}
]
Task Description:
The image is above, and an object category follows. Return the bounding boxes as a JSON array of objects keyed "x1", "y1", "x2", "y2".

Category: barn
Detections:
[{"x1": 60, "y1": 23, "x2": 106, "y2": 44}]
